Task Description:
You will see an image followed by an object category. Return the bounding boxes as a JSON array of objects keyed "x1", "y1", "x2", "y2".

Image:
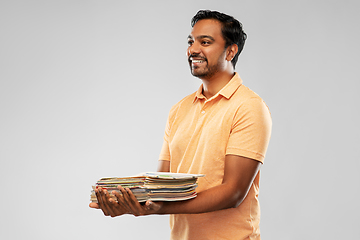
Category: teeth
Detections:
[{"x1": 192, "y1": 60, "x2": 204, "y2": 63}]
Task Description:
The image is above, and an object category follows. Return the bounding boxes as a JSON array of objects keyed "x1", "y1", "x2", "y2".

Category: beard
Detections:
[
  {"x1": 190, "y1": 62, "x2": 220, "y2": 79},
  {"x1": 189, "y1": 53, "x2": 225, "y2": 79}
]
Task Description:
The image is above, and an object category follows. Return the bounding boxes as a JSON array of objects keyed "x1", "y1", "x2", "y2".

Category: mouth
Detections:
[
  {"x1": 191, "y1": 59, "x2": 205, "y2": 63},
  {"x1": 190, "y1": 58, "x2": 206, "y2": 67}
]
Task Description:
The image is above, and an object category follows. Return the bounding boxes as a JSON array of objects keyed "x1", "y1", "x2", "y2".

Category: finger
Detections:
[
  {"x1": 107, "y1": 198, "x2": 119, "y2": 217},
  {"x1": 103, "y1": 189, "x2": 117, "y2": 217},
  {"x1": 117, "y1": 186, "x2": 138, "y2": 215},
  {"x1": 109, "y1": 191, "x2": 129, "y2": 217},
  {"x1": 97, "y1": 188, "x2": 112, "y2": 216},
  {"x1": 113, "y1": 189, "x2": 131, "y2": 213},
  {"x1": 89, "y1": 202, "x2": 100, "y2": 209},
  {"x1": 95, "y1": 188, "x2": 108, "y2": 215},
  {"x1": 117, "y1": 186, "x2": 136, "y2": 213},
  {"x1": 123, "y1": 187, "x2": 144, "y2": 216}
]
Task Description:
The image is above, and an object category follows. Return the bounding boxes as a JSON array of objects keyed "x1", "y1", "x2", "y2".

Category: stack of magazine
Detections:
[{"x1": 90, "y1": 172, "x2": 204, "y2": 203}]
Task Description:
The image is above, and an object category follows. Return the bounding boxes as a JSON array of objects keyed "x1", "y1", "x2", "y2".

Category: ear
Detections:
[{"x1": 226, "y1": 44, "x2": 238, "y2": 61}]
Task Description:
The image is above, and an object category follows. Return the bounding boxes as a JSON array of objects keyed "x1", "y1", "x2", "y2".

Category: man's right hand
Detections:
[
  {"x1": 89, "y1": 186, "x2": 163, "y2": 217},
  {"x1": 114, "y1": 185, "x2": 163, "y2": 217}
]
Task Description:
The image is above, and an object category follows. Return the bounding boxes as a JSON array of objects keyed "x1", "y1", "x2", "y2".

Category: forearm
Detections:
[
  {"x1": 155, "y1": 156, "x2": 260, "y2": 215},
  {"x1": 158, "y1": 182, "x2": 244, "y2": 215},
  {"x1": 101, "y1": 156, "x2": 261, "y2": 217}
]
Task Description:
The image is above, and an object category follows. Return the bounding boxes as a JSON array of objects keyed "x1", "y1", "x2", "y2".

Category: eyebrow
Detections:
[{"x1": 187, "y1": 35, "x2": 215, "y2": 41}]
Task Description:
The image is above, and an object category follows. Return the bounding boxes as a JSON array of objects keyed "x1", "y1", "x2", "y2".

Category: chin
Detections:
[
  {"x1": 191, "y1": 71, "x2": 214, "y2": 79},
  {"x1": 191, "y1": 72, "x2": 206, "y2": 78},
  {"x1": 191, "y1": 69, "x2": 207, "y2": 78}
]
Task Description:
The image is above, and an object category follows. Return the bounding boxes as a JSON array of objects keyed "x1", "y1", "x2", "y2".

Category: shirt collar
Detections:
[{"x1": 193, "y1": 72, "x2": 243, "y2": 103}]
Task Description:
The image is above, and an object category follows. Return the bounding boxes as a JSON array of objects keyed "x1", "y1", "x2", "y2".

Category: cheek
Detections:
[{"x1": 203, "y1": 50, "x2": 217, "y2": 63}]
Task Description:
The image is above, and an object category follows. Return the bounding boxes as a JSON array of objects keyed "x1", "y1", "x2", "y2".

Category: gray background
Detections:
[{"x1": 1, "y1": 0, "x2": 359, "y2": 239}]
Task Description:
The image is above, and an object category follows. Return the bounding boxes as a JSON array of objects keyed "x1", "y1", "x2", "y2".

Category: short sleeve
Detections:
[
  {"x1": 158, "y1": 104, "x2": 179, "y2": 161},
  {"x1": 226, "y1": 97, "x2": 272, "y2": 163},
  {"x1": 159, "y1": 129, "x2": 171, "y2": 161}
]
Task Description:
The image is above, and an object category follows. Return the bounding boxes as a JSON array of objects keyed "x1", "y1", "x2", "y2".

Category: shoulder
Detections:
[
  {"x1": 171, "y1": 91, "x2": 196, "y2": 108},
  {"x1": 167, "y1": 91, "x2": 197, "y2": 121},
  {"x1": 235, "y1": 84, "x2": 262, "y2": 102},
  {"x1": 232, "y1": 84, "x2": 271, "y2": 121}
]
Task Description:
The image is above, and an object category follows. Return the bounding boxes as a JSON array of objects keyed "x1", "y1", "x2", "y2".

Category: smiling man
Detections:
[{"x1": 90, "y1": 10, "x2": 272, "y2": 240}]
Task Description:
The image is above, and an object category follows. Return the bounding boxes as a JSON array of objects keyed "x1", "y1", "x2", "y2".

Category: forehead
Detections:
[{"x1": 189, "y1": 19, "x2": 224, "y2": 40}]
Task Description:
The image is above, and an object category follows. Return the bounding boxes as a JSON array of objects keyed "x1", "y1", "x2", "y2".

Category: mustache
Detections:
[{"x1": 188, "y1": 54, "x2": 207, "y2": 62}]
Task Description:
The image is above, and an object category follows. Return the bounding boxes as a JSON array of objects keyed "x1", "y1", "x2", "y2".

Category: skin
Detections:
[
  {"x1": 187, "y1": 19, "x2": 238, "y2": 98},
  {"x1": 89, "y1": 19, "x2": 262, "y2": 217}
]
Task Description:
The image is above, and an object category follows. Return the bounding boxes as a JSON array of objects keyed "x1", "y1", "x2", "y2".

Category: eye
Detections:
[
  {"x1": 201, "y1": 40, "x2": 211, "y2": 46},
  {"x1": 187, "y1": 40, "x2": 194, "y2": 46}
]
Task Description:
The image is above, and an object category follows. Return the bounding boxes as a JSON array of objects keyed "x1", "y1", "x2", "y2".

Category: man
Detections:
[{"x1": 90, "y1": 10, "x2": 272, "y2": 240}]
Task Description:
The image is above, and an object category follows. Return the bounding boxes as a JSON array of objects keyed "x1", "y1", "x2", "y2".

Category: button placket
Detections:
[
  {"x1": 200, "y1": 102, "x2": 207, "y2": 115},
  {"x1": 200, "y1": 99, "x2": 213, "y2": 115},
  {"x1": 199, "y1": 100, "x2": 207, "y2": 115}
]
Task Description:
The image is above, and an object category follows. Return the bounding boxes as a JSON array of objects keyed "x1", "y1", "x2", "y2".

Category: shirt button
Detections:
[{"x1": 201, "y1": 110, "x2": 205, "y2": 114}]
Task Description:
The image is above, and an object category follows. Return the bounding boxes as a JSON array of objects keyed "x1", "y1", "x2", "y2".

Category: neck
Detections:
[{"x1": 200, "y1": 70, "x2": 235, "y2": 99}]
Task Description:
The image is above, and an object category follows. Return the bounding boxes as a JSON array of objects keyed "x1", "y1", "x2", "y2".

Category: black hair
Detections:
[{"x1": 191, "y1": 10, "x2": 247, "y2": 68}]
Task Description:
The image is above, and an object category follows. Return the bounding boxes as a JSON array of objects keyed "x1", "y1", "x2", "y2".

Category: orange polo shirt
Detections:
[{"x1": 159, "y1": 73, "x2": 272, "y2": 240}]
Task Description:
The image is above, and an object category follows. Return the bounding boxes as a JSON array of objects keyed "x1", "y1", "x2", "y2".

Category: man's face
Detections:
[{"x1": 187, "y1": 19, "x2": 227, "y2": 79}]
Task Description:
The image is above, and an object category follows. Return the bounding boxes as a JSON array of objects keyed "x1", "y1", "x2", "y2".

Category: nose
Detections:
[{"x1": 187, "y1": 42, "x2": 201, "y2": 56}]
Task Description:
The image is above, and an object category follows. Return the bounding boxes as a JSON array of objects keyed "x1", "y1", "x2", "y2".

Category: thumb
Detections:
[
  {"x1": 89, "y1": 202, "x2": 100, "y2": 209},
  {"x1": 145, "y1": 200, "x2": 162, "y2": 212}
]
